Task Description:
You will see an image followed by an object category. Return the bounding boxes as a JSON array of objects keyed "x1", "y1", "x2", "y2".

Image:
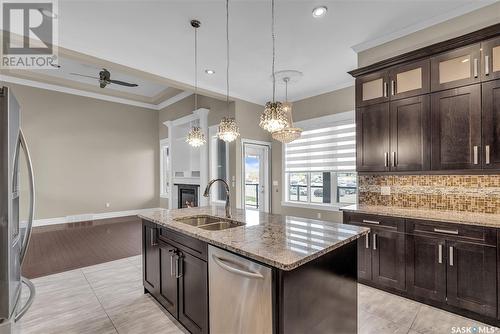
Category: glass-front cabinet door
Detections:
[
  {"x1": 481, "y1": 36, "x2": 500, "y2": 81},
  {"x1": 355, "y1": 71, "x2": 389, "y2": 106},
  {"x1": 389, "y1": 59, "x2": 430, "y2": 100},
  {"x1": 430, "y1": 44, "x2": 481, "y2": 92}
]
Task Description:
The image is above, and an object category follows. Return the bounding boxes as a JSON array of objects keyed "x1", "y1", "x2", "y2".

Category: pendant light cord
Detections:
[
  {"x1": 226, "y1": 0, "x2": 230, "y2": 110},
  {"x1": 285, "y1": 78, "x2": 288, "y2": 102},
  {"x1": 194, "y1": 24, "x2": 198, "y2": 111},
  {"x1": 271, "y1": 0, "x2": 276, "y2": 102}
]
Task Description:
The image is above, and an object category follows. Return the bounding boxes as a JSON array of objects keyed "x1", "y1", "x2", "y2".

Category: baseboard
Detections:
[{"x1": 31, "y1": 208, "x2": 162, "y2": 227}]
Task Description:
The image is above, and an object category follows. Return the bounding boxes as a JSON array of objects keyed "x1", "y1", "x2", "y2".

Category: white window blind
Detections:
[{"x1": 284, "y1": 112, "x2": 356, "y2": 172}]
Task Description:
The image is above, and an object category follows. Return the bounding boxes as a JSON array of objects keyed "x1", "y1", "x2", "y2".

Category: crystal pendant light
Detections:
[
  {"x1": 272, "y1": 77, "x2": 302, "y2": 143},
  {"x1": 259, "y1": 0, "x2": 289, "y2": 133},
  {"x1": 217, "y1": 0, "x2": 240, "y2": 143},
  {"x1": 187, "y1": 19, "x2": 206, "y2": 148}
]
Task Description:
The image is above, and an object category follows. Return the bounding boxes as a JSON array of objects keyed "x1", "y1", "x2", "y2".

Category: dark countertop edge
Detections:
[
  {"x1": 138, "y1": 213, "x2": 369, "y2": 271},
  {"x1": 339, "y1": 206, "x2": 500, "y2": 229}
]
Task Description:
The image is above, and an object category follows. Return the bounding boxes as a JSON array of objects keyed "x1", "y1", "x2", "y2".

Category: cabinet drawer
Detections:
[
  {"x1": 407, "y1": 220, "x2": 496, "y2": 246},
  {"x1": 160, "y1": 228, "x2": 208, "y2": 261},
  {"x1": 344, "y1": 212, "x2": 405, "y2": 233}
]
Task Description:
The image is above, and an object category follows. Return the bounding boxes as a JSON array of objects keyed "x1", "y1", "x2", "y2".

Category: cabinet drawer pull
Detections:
[
  {"x1": 438, "y1": 244, "x2": 443, "y2": 264},
  {"x1": 473, "y1": 58, "x2": 478, "y2": 78},
  {"x1": 391, "y1": 80, "x2": 396, "y2": 96},
  {"x1": 392, "y1": 152, "x2": 396, "y2": 167},
  {"x1": 433, "y1": 228, "x2": 459, "y2": 235},
  {"x1": 485, "y1": 55, "x2": 490, "y2": 76},
  {"x1": 365, "y1": 233, "x2": 369, "y2": 249},
  {"x1": 384, "y1": 152, "x2": 388, "y2": 167},
  {"x1": 383, "y1": 82, "x2": 388, "y2": 97},
  {"x1": 449, "y1": 246, "x2": 454, "y2": 266},
  {"x1": 362, "y1": 219, "x2": 380, "y2": 225},
  {"x1": 473, "y1": 146, "x2": 479, "y2": 165},
  {"x1": 372, "y1": 233, "x2": 377, "y2": 250},
  {"x1": 485, "y1": 145, "x2": 490, "y2": 165}
]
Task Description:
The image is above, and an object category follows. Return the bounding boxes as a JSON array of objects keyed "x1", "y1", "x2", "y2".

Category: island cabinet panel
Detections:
[
  {"x1": 389, "y1": 95, "x2": 431, "y2": 171},
  {"x1": 430, "y1": 84, "x2": 482, "y2": 170},
  {"x1": 482, "y1": 79, "x2": 500, "y2": 169},
  {"x1": 371, "y1": 229, "x2": 406, "y2": 291},
  {"x1": 356, "y1": 103, "x2": 390, "y2": 172},
  {"x1": 406, "y1": 235, "x2": 446, "y2": 303},
  {"x1": 481, "y1": 36, "x2": 500, "y2": 81},
  {"x1": 178, "y1": 250, "x2": 208, "y2": 334},
  {"x1": 142, "y1": 221, "x2": 160, "y2": 295},
  {"x1": 158, "y1": 241, "x2": 178, "y2": 317},
  {"x1": 430, "y1": 44, "x2": 481, "y2": 92},
  {"x1": 446, "y1": 241, "x2": 497, "y2": 318}
]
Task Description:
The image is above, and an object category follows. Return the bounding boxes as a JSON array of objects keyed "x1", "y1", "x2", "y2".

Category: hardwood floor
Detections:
[{"x1": 22, "y1": 216, "x2": 142, "y2": 279}]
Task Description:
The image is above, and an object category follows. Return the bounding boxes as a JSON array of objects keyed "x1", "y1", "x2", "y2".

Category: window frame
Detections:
[
  {"x1": 209, "y1": 126, "x2": 230, "y2": 205},
  {"x1": 281, "y1": 111, "x2": 357, "y2": 211},
  {"x1": 160, "y1": 138, "x2": 170, "y2": 199}
]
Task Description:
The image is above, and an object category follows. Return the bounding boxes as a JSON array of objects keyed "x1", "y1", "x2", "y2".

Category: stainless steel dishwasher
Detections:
[{"x1": 208, "y1": 245, "x2": 273, "y2": 334}]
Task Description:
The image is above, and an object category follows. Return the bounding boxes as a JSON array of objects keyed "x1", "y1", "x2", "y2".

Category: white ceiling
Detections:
[
  {"x1": 55, "y1": 0, "x2": 494, "y2": 104},
  {"x1": 37, "y1": 57, "x2": 169, "y2": 97}
]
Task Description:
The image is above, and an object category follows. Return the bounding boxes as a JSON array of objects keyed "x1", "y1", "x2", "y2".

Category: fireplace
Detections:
[{"x1": 176, "y1": 184, "x2": 199, "y2": 209}]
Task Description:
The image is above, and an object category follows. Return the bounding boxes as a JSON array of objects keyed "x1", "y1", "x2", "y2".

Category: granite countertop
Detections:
[
  {"x1": 341, "y1": 204, "x2": 500, "y2": 228},
  {"x1": 139, "y1": 206, "x2": 368, "y2": 271}
]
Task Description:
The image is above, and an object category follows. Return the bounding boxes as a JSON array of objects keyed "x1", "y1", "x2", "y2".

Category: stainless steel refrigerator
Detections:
[{"x1": 0, "y1": 86, "x2": 35, "y2": 327}]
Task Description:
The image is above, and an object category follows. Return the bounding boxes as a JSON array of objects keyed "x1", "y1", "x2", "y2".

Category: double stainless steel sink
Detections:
[{"x1": 174, "y1": 215, "x2": 245, "y2": 231}]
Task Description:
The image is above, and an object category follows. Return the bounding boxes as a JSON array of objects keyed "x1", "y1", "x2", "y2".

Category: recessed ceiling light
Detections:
[
  {"x1": 312, "y1": 6, "x2": 327, "y2": 18},
  {"x1": 205, "y1": 69, "x2": 215, "y2": 75},
  {"x1": 39, "y1": 8, "x2": 58, "y2": 19}
]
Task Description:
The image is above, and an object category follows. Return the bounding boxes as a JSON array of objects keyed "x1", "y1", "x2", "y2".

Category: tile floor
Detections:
[{"x1": 13, "y1": 256, "x2": 499, "y2": 334}]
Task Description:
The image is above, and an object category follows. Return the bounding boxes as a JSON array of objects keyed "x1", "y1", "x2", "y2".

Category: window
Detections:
[
  {"x1": 160, "y1": 139, "x2": 170, "y2": 198},
  {"x1": 209, "y1": 126, "x2": 229, "y2": 203},
  {"x1": 283, "y1": 111, "x2": 357, "y2": 208}
]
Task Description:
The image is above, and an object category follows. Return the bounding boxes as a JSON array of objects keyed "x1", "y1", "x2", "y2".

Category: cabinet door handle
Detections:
[
  {"x1": 485, "y1": 55, "x2": 490, "y2": 76},
  {"x1": 362, "y1": 219, "x2": 380, "y2": 225},
  {"x1": 384, "y1": 152, "x2": 388, "y2": 167},
  {"x1": 433, "y1": 228, "x2": 459, "y2": 235},
  {"x1": 473, "y1": 58, "x2": 478, "y2": 78},
  {"x1": 449, "y1": 246, "x2": 454, "y2": 266},
  {"x1": 391, "y1": 80, "x2": 396, "y2": 96},
  {"x1": 392, "y1": 152, "x2": 396, "y2": 167},
  {"x1": 438, "y1": 244, "x2": 443, "y2": 264},
  {"x1": 169, "y1": 250, "x2": 175, "y2": 277},
  {"x1": 365, "y1": 233, "x2": 370, "y2": 249},
  {"x1": 176, "y1": 254, "x2": 183, "y2": 278},
  {"x1": 383, "y1": 82, "x2": 388, "y2": 97},
  {"x1": 485, "y1": 145, "x2": 490, "y2": 165},
  {"x1": 473, "y1": 146, "x2": 479, "y2": 165},
  {"x1": 372, "y1": 233, "x2": 377, "y2": 250},
  {"x1": 150, "y1": 229, "x2": 158, "y2": 247}
]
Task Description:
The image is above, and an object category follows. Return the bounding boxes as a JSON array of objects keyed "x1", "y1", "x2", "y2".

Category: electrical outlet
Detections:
[
  {"x1": 381, "y1": 186, "x2": 391, "y2": 196},
  {"x1": 105, "y1": 202, "x2": 111, "y2": 208},
  {"x1": 272, "y1": 180, "x2": 278, "y2": 186},
  {"x1": 317, "y1": 212, "x2": 322, "y2": 219}
]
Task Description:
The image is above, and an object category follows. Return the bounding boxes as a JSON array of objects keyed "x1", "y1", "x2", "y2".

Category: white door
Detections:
[{"x1": 242, "y1": 142, "x2": 270, "y2": 212}]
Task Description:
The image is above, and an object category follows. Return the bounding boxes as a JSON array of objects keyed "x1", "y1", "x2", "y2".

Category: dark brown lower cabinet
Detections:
[
  {"x1": 142, "y1": 221, "x2": 208, "y2": 334},
  {"x1": 371, "y1": 229, "x2": 406, "y2": 291},
  {"x1": 446, "y1": 240, "x2": 497, "y2": 318},
  {"x1": 178, "y1": 251, "x2": 208, "y2": 334},
  {"x1": 357, "y1": 232, "x2": 372, "y2": 281},
  {"x1": 406, "y1": 235, "x2": 446, "y2": 303}
]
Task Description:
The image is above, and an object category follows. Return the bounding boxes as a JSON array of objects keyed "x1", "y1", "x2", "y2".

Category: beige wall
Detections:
[
  {"x1": 271, "y1": 86, "x2": 355, "y2": 223},
  {"x1": 358, "y1": 2, "x2": 500, "y2": 67},
  {"x1": 8, "y1": 83, "x2": 159, "y2": 220}
]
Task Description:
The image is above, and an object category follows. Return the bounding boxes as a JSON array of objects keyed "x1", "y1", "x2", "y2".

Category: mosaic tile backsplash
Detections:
[{"x1": 358, "y1": 175, "x2": 500, "y2": 214}]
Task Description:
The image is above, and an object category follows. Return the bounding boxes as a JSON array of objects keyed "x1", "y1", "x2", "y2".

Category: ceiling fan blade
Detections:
[
  {"x1": 108, "y1": 79, "x2": 138, "y2": 87},
  {"x1": 70, "y1": 73, "x2": 99, "y2": 80}
]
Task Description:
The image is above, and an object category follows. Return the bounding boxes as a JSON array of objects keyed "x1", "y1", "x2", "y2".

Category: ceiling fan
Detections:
[{"x1": 70, "y1": 68, "x2": 139, "y2": 88}]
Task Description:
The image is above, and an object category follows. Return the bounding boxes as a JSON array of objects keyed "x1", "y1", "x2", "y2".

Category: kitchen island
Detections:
[{"x1": 139, "y1": 206, "x2": 368, "y2": 334}]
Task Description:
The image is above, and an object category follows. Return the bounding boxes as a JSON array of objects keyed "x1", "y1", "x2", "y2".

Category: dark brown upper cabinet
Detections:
[
  {"x1": 389, "y1": 59, "x2": 430, "y2": 100},
  {"x1": 431, "y1": 44, "x2": 481, "y2": 92},
  {"x1": 389, "y1": 95, "x2": 430, "y2": 171},
  {"x1": 481, "y1": 36, "x2": 500, "y2": 81},
  {"x1": 356, "y1": 103, "x2": 390, "y2": 172},
  {"x1": 431, "y1": 84, "x2": 482, "y2": 170},
  {"x1": 355, "y1": 70, "x2": 390, "y2": 107},
  {"x1": 482, "y1": 80, "x2": 500, "y2": 169}
]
